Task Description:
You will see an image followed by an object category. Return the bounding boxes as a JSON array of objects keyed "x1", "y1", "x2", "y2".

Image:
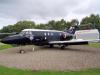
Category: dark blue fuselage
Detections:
[{"x1": 1, "y1": 29, "x2": 73, "y2": 46}]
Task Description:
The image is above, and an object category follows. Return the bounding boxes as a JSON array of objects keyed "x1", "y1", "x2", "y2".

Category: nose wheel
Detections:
[
  {"x1": 18, "y1": 45, "x2": 36, "y2": 54},
  {"x1": 19, "y1": 45, "x2": 25, "y2": 54},
  {"x1": 19, "y1": 50, "x2": 25, "y2": 54}
]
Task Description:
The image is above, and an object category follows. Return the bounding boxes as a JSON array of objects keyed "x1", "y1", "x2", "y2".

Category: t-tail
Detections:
[{"x1": 64, "y1": 25, "x2": 78, "y2": 34}]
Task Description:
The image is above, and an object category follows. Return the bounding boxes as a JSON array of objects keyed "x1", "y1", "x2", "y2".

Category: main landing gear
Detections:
[
  {"x1": 49, "y1": 44, "x2": 66, "y2": 49},
  {"x1": 49, "y1": 44, "x2": 54, "y2": 48},
  {"x1": 60, "y1": 45, "x2": 66, "y2": 49}
]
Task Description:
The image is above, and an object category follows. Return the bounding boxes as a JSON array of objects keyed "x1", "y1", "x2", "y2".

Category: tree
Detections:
[
  {"x1": 80, "y1": 14, "x2": 100, "y2": 31},
  {"x1": 71, "y1": 19, "x2": 79, "y2": 26},
  {"x1": 0, "y1": 20, "x2": 36, "y2": 33},
  {"x1": 46, "y1": 19, "x2": 67, "y2": 30},
  {"x1": 0, "y1": 25, "x2": 14, "y2": 33},
  {"x1": 35, "y1": 23, "x2": 46, "y2": 29},
  {"x1": 47, "y1": 20, "x2": 56, "y2": 30},
  {"x1": 13, "y1": 21, "x2": 36, "y2": 32}
]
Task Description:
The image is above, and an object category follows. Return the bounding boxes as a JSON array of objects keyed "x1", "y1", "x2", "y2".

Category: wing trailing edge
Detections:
[{"x1": 49, "y1": 39, "x2": 100, "y2": 45}]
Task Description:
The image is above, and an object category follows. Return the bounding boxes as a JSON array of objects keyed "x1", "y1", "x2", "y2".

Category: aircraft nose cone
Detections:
[{"x1": 1, "y1": 35, "x2": 30, "y2": 44}]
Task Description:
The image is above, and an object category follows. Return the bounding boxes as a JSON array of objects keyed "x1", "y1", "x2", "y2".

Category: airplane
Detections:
[{"x1": 0, "y1": 25, "x2": 99, "y2": 53}]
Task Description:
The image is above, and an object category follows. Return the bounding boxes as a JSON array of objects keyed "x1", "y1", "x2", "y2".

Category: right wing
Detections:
[{"x1": 49, "y1": 39, "x2": 100, "y2": 45}]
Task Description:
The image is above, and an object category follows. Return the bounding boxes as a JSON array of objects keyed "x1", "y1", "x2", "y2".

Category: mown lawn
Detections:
[
  {"x1": 0, "y1": 43, "x2": 13, "y2": 50},
  {"x1": 0, "y1": 65, "x2": 100, "y2": 75},
  {"x1": 89, "y1": 43, "x2": 100, "y2": 48}
]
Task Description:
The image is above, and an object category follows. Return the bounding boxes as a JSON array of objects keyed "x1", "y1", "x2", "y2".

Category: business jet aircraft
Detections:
[{"x1": 1, "y1": 25, "x2": 98, "y2": 53}]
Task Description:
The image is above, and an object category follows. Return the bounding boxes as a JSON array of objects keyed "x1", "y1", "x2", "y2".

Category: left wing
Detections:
[{"x1": 49, "y1": 39, "x2": 100, "y2": 45}]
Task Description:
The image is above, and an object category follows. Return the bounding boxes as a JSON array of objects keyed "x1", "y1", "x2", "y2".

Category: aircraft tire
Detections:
[
  {"x1": 60, "y1": 45, "x2": 65, "y2": 49},
  {"x1": 19, "y1": 50, "x2": 25, "y2": 54},
  {"x1": 49, "y1": 44, "x2": 54, "y2": 48}
]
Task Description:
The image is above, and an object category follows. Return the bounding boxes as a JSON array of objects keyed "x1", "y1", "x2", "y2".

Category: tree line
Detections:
[{"x1": 0, "y1": 14, "x2": 100, "y2": 33}]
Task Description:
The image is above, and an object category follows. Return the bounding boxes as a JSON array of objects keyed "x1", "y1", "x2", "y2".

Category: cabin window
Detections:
[
  {"x1": 44, "y1": 33, "x2": 46, "y2": 36},
  {"x1": 25, "y1": 31, "x2": 29, "y2": 35},
  {"x1": 19, "y1": 31, "x2": 26, "y2": 35},
  {"x1": 48, "y1": 33, "x2": 50, "y2": 36},
  {"x1": 29, "y1": 31, "x2": 32, "y2": 35},
  {"x1": 45, "y1": 37, "x2": 47, "y2": 40}
]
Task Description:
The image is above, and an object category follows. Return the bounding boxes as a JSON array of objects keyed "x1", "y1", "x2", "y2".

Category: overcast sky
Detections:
[{"x1": 0, "y1": 0, "x2": 100, "y2": 29}]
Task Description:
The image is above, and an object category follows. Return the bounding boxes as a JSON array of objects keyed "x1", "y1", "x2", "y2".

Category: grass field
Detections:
[
  {"x1": 89, "y1": 43, "x2": 100, "y2": 48},
  {"x1": 0, "y1": 43, "x2": 13, "y2": 50},
  {"x1": 0, "y1": 65, "x2": 100, "y2": 75}
]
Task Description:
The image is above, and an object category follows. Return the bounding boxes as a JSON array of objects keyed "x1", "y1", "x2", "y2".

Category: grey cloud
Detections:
[
  {"x1": 0, "y1": 0, "x2": 82, "y2": 20},
  {"x1": 1, "y1": 0, "x2": 100, "y2": 28},
  {"x1": 74, "y1": 0, "x2": 100, "y2": 15},
  {"x1": 0, "y1": 0, "x2": 16, "y2": 3}
]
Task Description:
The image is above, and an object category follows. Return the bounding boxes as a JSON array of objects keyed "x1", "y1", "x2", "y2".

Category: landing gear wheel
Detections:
[
  {"x1": 19, "y1": 50, "x2": 25, "y2": 54},
  {"x1": 61, "y1": 45, "x2": 65, "y2": 49},
  {"x1": 49, "y1": 44, "x2": 54, "y2": 48}
]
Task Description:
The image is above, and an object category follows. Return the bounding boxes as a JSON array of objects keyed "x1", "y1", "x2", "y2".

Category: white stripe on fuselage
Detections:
[{"x1": 22, "y1": 29, "x2": 62, "y2": 32}]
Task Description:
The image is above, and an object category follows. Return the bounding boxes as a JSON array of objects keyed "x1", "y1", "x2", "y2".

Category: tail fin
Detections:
[{"x1": 64, "y1": 25, "x2": 78, "y2": 34}]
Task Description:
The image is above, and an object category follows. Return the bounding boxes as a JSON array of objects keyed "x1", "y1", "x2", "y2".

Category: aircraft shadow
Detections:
[
  {"x1": 39, "y1": 46, "x2": 100, "y2": 53},
  {"x1": 3, "y1": 45, "x2": 100, "y2": 54}
]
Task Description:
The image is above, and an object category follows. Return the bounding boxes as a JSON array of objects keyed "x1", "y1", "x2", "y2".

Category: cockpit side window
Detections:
[
  {"x1": 19, "y1": 31, "x2": 33, "y2": 37},
  {"x1": 25, "y1": 31, "x2": 29, "y2": 35},
  {"x1": 29, "y1": 31, "x2": 32, "y2": 35},
  {"x1": 19, "y1": 31, "x2": 26, "y2": 35},
  {"x1": 24, "y1": 31, "x2": 32, "y2": 35}
]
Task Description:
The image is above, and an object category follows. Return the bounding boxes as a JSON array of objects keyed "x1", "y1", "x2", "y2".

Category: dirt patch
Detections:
[{"x1": 0, "y1": 45, "x2": 100, "y2": 71}]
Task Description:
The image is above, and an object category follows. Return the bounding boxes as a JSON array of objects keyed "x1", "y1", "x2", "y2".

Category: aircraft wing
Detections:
[{"x1": 49, "y1": 39, "x2": 100, "y2": 45}]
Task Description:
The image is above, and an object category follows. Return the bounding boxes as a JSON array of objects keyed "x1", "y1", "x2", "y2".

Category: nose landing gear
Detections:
[
  {"x1": 19, "y1": 50, "x2": 25, "y2": 54},
  {"x1": 19, "y1": 45, "x2": 25, "y2": 54},
  {"x1": 19, "y1": 45, "x2": 36, "y2": 54}
]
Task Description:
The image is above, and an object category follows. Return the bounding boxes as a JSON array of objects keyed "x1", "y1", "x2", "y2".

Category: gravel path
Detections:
[{"x1": 0, "y1": 45, "x2": 100, "y2": 71}]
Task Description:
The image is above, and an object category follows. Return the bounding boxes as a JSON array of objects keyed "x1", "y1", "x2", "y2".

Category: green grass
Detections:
[
  {"x1": 0, "y1": 43, "x2": 13, "y2": 50},
  {"x1": 89, "y1": 43, "x2": 100, "y2": 48},
  {"x1": 0, "y1": 65, "x2": 100, "y2": 75}
]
